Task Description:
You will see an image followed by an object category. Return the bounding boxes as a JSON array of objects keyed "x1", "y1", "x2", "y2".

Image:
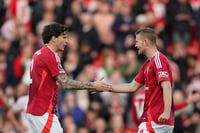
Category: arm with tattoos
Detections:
[{"x1": 55, "y1": 74, "x2": 112, "y2": 91}]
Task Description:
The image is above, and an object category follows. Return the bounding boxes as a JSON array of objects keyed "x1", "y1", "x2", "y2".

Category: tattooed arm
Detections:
[{"x1": 55, "y1": 74, "x2": 112, "y2": 91}]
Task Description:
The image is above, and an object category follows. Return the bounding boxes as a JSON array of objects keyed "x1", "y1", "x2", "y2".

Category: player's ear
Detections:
[
  {"x1": 52, "y1": 36, "x2": 57, "y2": 42},
  {"x1": 144, "y1": 39, "x2": 150, "y2": 46},
  {"x1": 143, "y1": 39, "x2": 147, "y2": 46}
]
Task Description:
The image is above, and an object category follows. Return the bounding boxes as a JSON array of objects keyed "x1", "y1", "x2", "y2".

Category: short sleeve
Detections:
[
  {"x1": 45, "y1": 53, "x2": 65, "y2": 77},
  {"x1": 154, "y1": 56, "x2": 170, "y2": 83}
]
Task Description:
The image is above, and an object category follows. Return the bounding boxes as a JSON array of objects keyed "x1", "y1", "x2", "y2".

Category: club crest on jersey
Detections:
[
  {"x1": 158, "y1": 71, "x2": 168, "y2": 78},
  {"x1": 58, "y1": 63, "x2": 65, "y2": 73}
]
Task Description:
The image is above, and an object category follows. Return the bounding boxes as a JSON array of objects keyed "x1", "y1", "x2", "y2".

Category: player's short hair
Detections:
[
  {"x1": 135, "y1": 27, "x2": 157, "y2": 44},
  {"x1": 42, "y1": 23, "x2": 69, "y2": 44}
]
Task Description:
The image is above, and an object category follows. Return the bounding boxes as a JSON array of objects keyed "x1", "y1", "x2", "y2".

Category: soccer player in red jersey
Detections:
[
  {"x1": 104, "y1": 27, "x2": 174, "y2": 132},
  {"x1": 26, "y1": 23, "x2": 112, "y2": 133},
  {"x1": 131, "y1": 90, "x2": 200, "y2": 127}
]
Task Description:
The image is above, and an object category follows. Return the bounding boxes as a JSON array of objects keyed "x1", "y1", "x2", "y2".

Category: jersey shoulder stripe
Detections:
[{"x1": 154, "y1": 52, "x2": 162, "y2": 69}]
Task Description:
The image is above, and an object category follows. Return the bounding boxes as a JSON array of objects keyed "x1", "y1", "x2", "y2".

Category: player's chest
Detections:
[{"x1": 144, "y1": 62, "x2": 157, "y2": 84}]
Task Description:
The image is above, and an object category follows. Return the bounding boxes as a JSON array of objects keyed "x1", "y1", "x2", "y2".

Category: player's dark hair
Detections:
[
  {"x1": 42, "y1": 23, "x2": 69, "y2": 44},
  {"x1": 135, "y1": 27, "x2": 157, "y2": 44}
]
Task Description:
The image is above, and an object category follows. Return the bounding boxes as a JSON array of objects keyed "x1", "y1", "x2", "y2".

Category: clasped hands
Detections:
[{"x1": 92, "y1": 77, "x2": 113, "y2": 93}]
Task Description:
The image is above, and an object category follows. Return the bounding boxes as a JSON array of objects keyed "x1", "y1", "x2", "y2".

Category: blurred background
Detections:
[{"x1": 0, "y1": 0, "x2": 200, "y2": 133}]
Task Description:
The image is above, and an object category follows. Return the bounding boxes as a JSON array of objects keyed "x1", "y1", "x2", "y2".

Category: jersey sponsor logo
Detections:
[
  {"x1": 158, "y1": 71, "x2": 168, "y2": 78},
  {"x1": 58, "y1": 63, "x2": 65, "y2": 73}
]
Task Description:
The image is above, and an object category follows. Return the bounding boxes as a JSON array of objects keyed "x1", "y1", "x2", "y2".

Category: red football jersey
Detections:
[
  {"x1": 134, "y1": 51, "x2": 174, "y2": 125},
  {"x1": 131, "y1": 91, "x2": 188, "y2": 126},
  {"x1": 26, "y1": 45, "x2": 65, "y2": 115}
]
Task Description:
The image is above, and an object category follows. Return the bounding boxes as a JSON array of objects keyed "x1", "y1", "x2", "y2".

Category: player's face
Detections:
[
  {"x1": 56, "y1": 33, "x2": 69, "y2": 51},
  {"x1": 135, "y1": 34, "x2": 146, "y2": 55}
]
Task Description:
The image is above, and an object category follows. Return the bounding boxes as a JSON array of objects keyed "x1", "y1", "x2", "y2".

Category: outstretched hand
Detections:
[{"x1": 92, "y1": 77, "x2": 113, "y2": 93}]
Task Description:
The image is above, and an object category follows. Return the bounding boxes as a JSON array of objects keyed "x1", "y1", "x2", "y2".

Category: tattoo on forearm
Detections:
[{"x1": 56, "y1": 74, "x2": 94, "y2": 90}]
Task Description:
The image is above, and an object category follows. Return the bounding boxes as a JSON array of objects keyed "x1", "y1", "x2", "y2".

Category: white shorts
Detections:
[
  {"x1": 26, "y1": 112, "x2": 63, "y2": 133},
  {"x1": 138, "y1": 121, "x2": 174, "y2": 133}
]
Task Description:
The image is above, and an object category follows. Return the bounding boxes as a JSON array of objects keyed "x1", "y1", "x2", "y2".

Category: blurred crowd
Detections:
[{"x1": 0, "y1": 0, "x2": 200, "y2": 133}]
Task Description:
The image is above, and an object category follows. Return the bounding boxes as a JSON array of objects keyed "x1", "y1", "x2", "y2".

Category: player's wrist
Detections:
[
  {"x1": 163, "y1": 110, "x2": 171, "y2": 115},
  {"x1": 90, "y1": 82, "x2": 95, "y2": 89}
]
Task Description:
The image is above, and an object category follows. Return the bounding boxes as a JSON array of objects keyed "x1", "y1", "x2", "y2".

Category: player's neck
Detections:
[
  {"x1": 46, "y1": 43, "x2": 57, "y2": 53},
  {"x1": 146, "y1": 47, "x2": 158, "y2": 59}
]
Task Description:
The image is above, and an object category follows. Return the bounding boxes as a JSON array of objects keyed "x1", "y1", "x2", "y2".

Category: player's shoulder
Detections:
[
  {"x1": 153, "y1": 51, "x2": 168, "y2": 63},
  {"x1": 152, "y1": 51, "x2": 169, "y2": 68},
  {"x1": 34, "y1": 45, "x2": 55, "y2": 59},
  {"x1": 158, "y1": 52, "x2": 167, "y2": 59},
  {"x1": 40, "y1": 45, "x2": 53, "y2": 56}
]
